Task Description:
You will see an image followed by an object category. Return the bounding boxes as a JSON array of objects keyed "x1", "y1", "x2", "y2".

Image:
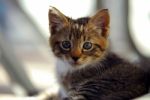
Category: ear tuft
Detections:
[{"x1": 48, "y1": 6, "x2": 68, "y2": 34}]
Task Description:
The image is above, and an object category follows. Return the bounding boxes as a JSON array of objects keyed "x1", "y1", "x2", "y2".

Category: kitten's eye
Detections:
[
  {"x1": 60, "y1": 41, "x2": 71, "y2": 50},
  {"x1": 83, "y1": 42, "x2": 92, "y2": 50}
]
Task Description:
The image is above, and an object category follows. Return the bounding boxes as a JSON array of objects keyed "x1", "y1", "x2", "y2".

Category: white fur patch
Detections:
[
  {"x1": 80, "y1": 25, "x2": 84, "y2": 32},
  {"x1": 56, "y1": 59, "x2": 73, "y2": 78},
  {"x1": 55, "y1": 58, "x2": 89, "y2": 98},
  {"x1": 55, "y1": 58, "x2": 74, "y2": 98},
  {"x1": 71, "y1": 95, "x2": 85, "y2": 100}
]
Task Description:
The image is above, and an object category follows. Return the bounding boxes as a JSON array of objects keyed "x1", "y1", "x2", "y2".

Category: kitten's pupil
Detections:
[
  {"x1": 61, "y1": 41, "x2": 71, "y2": 51},
  {"x1": 83, "y1": 42, "x2": 92, "y2": 50}
]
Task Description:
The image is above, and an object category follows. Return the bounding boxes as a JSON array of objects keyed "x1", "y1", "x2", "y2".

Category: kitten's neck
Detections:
[
  {"x1": 56, "y1": 58, "x2": 98, "y2": 77},
  {"x1": 56, "y1": 52, "x2": 122, "y2": 75},
  {"x1": 56, "y1": 52, "x2": 121, "y2": 76},
  {"x1": 55, "y1": 58, "x2": 90, "y2": 83},
  {"x1": 56, "y1": 58, "x2": 74, "y2": 77}
]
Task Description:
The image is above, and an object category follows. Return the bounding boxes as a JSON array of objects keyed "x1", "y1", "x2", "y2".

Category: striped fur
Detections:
[
  {"x1": 49, "y1": 7, "x2": 109, "y2": 69},
  {"x1": 47, "y1": 7, "x2": 150, "y2": 100},
  {"x1": 5, "y1": 6, "x2": 149, "y2": 100}
]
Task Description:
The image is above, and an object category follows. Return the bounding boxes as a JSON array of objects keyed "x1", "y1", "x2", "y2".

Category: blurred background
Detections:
[{"x1": 0, "y1": 0, "x2": 150, "y2": 99}]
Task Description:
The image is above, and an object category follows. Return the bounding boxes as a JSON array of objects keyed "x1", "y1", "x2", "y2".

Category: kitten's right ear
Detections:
[
  {"x1": 87, "y1": 9, "x2": 110, "y2": 38},
  {"x1": 48, "y1": 7, "x2": 68, "y2": 34}
]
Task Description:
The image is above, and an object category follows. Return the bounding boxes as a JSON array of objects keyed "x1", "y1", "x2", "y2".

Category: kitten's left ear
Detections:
[
  {"x1": 48, "y1": 7, "x2": 69, "y2": 34},
  {"x1": 88, "y1": 9, "x2": 110, "y2": 38}
]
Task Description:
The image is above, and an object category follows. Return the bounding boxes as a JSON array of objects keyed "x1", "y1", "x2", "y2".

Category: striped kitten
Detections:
[{"x1": 48, "y1": 7, "x2": 150, "y2": 100}]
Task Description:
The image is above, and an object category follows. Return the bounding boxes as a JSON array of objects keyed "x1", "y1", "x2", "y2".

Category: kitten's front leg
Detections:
[
  {"x1": 63, "y1": 95, "x2": 85, "y2": 100},
  {"x1": 36, "y1": 87, "x2": 60, "y2": 100}
]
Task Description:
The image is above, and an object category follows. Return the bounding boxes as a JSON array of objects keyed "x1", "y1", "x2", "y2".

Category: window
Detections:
[{"x1": 129, "y1": 0, "x2": 150, "y2": 57}]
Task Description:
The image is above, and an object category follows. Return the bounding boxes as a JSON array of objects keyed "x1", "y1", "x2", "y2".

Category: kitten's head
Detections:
[{"x1": 48, "y1": 7, "x2": 110, "y2": 69}]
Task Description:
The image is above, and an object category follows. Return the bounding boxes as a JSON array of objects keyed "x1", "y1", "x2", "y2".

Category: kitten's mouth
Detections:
[{"x1": 70, "y1": 61, "x2": 81, "y2": 66}]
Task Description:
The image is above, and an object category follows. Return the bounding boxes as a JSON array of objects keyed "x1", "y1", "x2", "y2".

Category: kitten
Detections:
[{"x1": 48, "y1": 7, "x2": 150, "y2": 100}]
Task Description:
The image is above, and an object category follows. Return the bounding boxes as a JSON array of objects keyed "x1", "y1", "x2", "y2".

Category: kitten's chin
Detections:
[
  {"x1": 69, "y1": 61, "x2": 90, "y2": 70},
  {"x1": 70, "y1": 61, "x2": 81, "y2": 67}
]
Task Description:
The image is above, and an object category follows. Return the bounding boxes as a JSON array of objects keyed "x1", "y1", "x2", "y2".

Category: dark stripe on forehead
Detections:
[
  {"x1": 75, "y1": 17, "x2": 90, "y2": 25},
  {"x1": 67, "y1": 17, "x2": 90, "y2": 25},
  {"x1": 69, "y1": 34, "x2": 72, "y2": 40},
  {"x1": 83, "y1": 36, "x2": 86, "y2": 41}
]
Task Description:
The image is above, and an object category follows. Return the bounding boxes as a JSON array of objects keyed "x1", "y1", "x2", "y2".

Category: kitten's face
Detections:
[{"x1": 49, "y1": 7, "x2": 110, "y2": 68}]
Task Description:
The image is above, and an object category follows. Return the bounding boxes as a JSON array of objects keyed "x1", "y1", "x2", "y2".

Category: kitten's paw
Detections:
[
  {"x1": 68, "y1": 91, "x2": 85, "y2": 100},
  {"x1": 36, "y1": 87, "x2": 59, "y2": 100},
  {"x1": 70, "y1": 96, "x2": 85, "y2": 100},
  {"x1": 64, "y1": 95, "x2": 85, "y2": 100},
  {"x1": 48, "y1": 94, "x2": 59, "y2": 100}
]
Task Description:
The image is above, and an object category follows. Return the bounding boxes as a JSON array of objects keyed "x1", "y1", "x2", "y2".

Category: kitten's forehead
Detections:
[
  {"x1": 71, "y1": 23, "x2": 84, "y2": 33},
  {"x1": 71, "y1": 17, "x2": 90, "y2": 31},
  {"x1": 67, "y1": 17, "x2": 90, "y2": 37}
]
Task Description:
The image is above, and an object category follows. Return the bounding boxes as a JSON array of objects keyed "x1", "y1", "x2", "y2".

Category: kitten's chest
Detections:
[
  {"x1": 56, "y1": 59, "x2": 73, "y2": 89},
  {"x1": 55, "y1": 59, "x2": 108, "y2": 91},
  {"x1": 55, "y1": 59, "x2": 91, "y2": 90}
]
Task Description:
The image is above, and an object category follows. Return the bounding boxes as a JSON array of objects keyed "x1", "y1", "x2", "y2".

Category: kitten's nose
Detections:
[{"x1": 72, "y1": 56, "x2": 79, "y2": 62}]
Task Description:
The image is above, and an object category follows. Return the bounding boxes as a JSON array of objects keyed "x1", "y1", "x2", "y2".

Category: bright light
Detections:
[
  {"x1": 129, "y1": 0, "x2": 150, "y2": 56},
  {"x1": 19, "y1": 0, "x2": 96, "y2": 37}
]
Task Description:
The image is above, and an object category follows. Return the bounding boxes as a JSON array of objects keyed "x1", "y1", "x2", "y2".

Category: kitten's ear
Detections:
[
  {"x1": 88, "y1": 9, "x2": 110, "y2": 38},
  {"x1": 48, "y1": 7, "x2": 68, "y2": 34}
]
